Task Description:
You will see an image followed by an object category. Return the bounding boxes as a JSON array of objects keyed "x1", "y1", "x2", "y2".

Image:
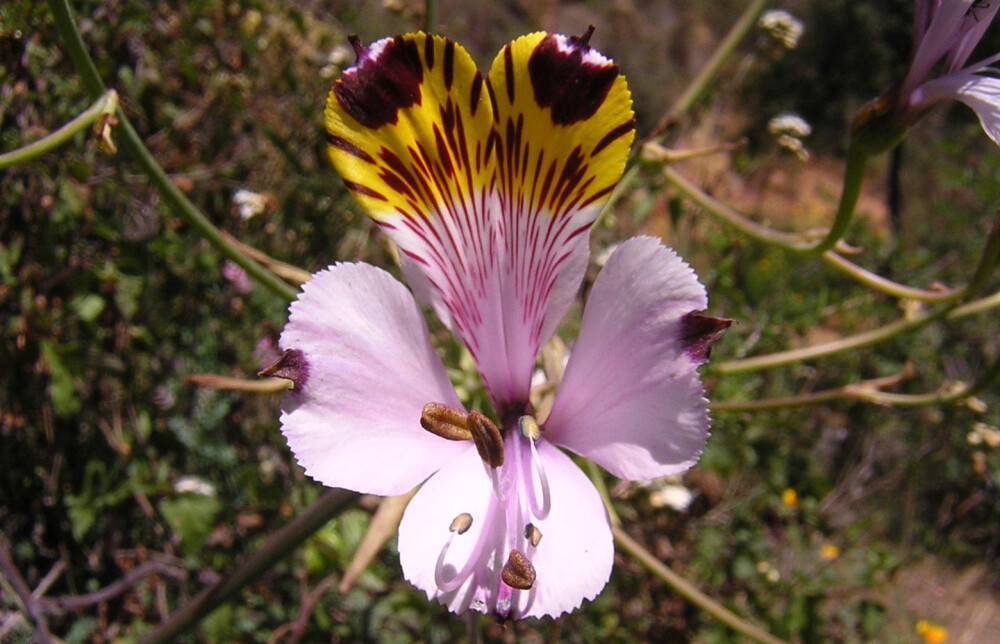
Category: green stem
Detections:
[
  {"x1": 807, "y1": 147, "x2": 866, "y2": 254},
  {"x1": 663, "y1": 148, "x2": 868, "y2": 255},
  {"x1": 140, "y1": 489, "x2": 356, "y2": 644},
  {"x1": 424, "y1": 0, "x2": 438, "y2": 32},
  {"x1": 824, "y1": 210, "x2": 1000, "y2": 302},
  {"x1": 710, "y1": 368, "x2": 914, "y2": 411},
  {"x1": 649, "y1": 0, "x2": 769, "y2": 136},
  {"x1": 613, "y1": 527, "x2": 787, "y2": 644},
  {"x1": 710, "y1": 306, "x2": 952, "y2": 375},
  {"x1": 47, "y1": 0, "x2": 299, "y2": 303},
  {"x1": 0, "y1": 90, "x2": 118, "y2": 169}
]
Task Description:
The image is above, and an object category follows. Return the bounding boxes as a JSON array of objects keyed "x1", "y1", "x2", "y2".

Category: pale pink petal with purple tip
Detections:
[
  {"x1": 278, "y1": 263, "x2": 467, "y2": 496},
  {"x1": 544, "y1": 236, "x2": 721, "y2": 481}
]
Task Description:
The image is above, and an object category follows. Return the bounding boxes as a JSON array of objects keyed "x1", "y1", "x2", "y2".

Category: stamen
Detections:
[
  {"x1": 518, "y1": 415, "x2": 540, "y2": 441},
  {"x1": 524, "y1": 523, "x2": 542, "y2": 547},
  {"x1": 500, "y1": 549, "x2": 536, "y2": 591},
  {"x1": 525, "y1": 431, "x2": 552, "y2": 520},
  {"x1": 449, "y1": 512, "x2": 473, "y2": 535},
  {"x1": 579, "y1": 25, "x2": 596, "y2": 47},
  {"x1": 421, "y1": 403, "x2": 473, "y2": 441},
  {"x1": 468, "y1": 410, "x2": 505, "y2": 468}
]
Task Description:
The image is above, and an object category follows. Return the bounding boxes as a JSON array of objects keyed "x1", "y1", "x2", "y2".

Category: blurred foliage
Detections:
[{"x1": 2, "y1": 0, "x2": 999, "y2": 642}]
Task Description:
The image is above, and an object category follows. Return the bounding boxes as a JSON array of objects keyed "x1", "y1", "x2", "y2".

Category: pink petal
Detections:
[
  {"x1": 544, "y1": 237, "x2": 721, "y2": 481},
  {"x1": 514, "y1": 439, "x2": 613, "y2": 618},
  {"x1": 903, "y1": 0, "x2": 970, "y2": 95},
  {"x1": 918, "y1": 73, "x2": 1000, "y2": 145},
  {"x1": 398, "y1": 433, "x2": 613, "y2": 618},
  {"x1": 279, "y1": 263, "x2": 467, "y2": 496}
]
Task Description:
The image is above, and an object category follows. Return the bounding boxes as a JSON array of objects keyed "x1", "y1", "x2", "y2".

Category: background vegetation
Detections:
[{"x1": 2, "y1": 0, "x2": 998, "y2": 642}]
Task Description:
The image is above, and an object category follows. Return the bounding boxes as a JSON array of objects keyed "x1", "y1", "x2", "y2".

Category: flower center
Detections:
[{"x1": 424, "y1": 405, "x2": 554, "y2": 618}]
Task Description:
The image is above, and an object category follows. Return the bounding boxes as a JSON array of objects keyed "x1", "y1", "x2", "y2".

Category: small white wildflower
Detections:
[
  {"x1": 594, "y1": 243, "x2": 621, "y2": 268},
  {"x1": 233, "y1": 188, "x2": 268, "y2": 220},
  {"x1": 759, "y1": 9, "x2": 804, "y2": 50},
  {"x1": 768, "y1": 113, "x2": 812, "y2": 138},
  {"x1": 776, "y1": 134, "x2": 810, "y2": 161},
  {"x1": 648, "y1": 483, "x2": 695, "y2": 512},
  {"x1": 972, "y1": 422, "x2": 1000, "y2": 449},
  {"x1": 174, "y1": 476, "x2": 216, "y2": 496},
  {"x1": 321, "y1": 44, "x2": 355, "y2": 79}
]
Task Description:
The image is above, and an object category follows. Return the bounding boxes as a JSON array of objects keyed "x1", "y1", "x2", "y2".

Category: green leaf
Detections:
[
  {"x1": 70, "y1": 293, "x2": 105, "y2": 323},
  {"x1": 160, "y1": 494, "x2": 221, "y2": 555}
]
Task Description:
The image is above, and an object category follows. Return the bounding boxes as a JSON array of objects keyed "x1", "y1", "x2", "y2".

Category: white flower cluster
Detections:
[
  {"x1": 233, "y1": 188, "x2": 268, "y2": 220},
  {"x1": 768, "y1": 112, "x2": 812, "y2": 161},
  {"x1": 321, "y1": 44, "x2": 354, "y2": 79},
  {"x1": 759, "y1": 9, "x2": 804, "y2": 50},
  {"x1": 968, "y1": 422, "x2": 1000, "y2": 448},
  {"x1": 173, "y1": 476, "x2": 216, "y2": 497}
]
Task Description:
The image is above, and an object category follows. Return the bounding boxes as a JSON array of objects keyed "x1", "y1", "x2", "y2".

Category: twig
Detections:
[
  {"x1": 0, "y1": 90, "x2": 119, "y2": 168},
  {"x1": 140, "y1": 489, "x2": 356, "y2": 644},
  {"x1": 0, "y1": 537, "x2": 56, "y2": 643},
  {"x1": 40, "y1": 559, "x2": 188, "y2": 612},
  {"x1": 46, "y1": 0, "x2": 299, "y2": 302},
  {"x1": 285, "y1": 572, "x2": 340, "y2": 644},
  {"x1": 613, "y1": 526, "x2": 787, "y2": 644}
]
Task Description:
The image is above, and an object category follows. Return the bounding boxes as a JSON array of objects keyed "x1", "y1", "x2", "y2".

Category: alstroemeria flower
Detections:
[
  {"x1": 900, "y1": 0, "x2": 1000, "y2": 143},
  {"x1": 276, "y1": 31, "x2": 729, "y2": 619}
]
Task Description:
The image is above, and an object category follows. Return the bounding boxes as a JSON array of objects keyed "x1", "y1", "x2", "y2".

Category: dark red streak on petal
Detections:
[
  {"x1": 592, "y1": 118, "x2": 635, "y2": 156},
  {"x1": 504, "y1": 45, "x2": 515, "y2": 102},
  {"x1": 424, "y1": 36, "x2": 435, "y2": 69},
  {"x1": 528, "y1": 34, "x2": 619, "y2": 125},
  {"x1": 334, "y1": 35, "x2": 423, "y2": 129},
  {"x1": 470, "y1": 71, "x2": 484, "y2": 117},
  {"x1": 443, "y1": 39, "x2": 456, "y2": 90},
  {"x1": 343, "y1": 180, "x2": 387, "y2": 201},
  {"x1": 325, "y1": 132, "x2": 376, "y2": 164}
]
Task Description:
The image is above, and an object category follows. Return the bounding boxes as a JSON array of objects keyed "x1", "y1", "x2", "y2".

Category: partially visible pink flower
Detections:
[
  {"x1": 900, "y1": 0, "x2": 1000, "y2": 143},
  {"x1": 277, "y1": 31, "x2": 729, "y2": 619},
  {"x1": 222, "y1": 260, "x2": 252, "y2": 295}
]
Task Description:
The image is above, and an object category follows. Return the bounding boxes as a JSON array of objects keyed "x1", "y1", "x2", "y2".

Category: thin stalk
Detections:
[
  {"x1": 0, "y1": 90, "x2": 118, "y2": 169},
  {"x1": 662, "y1": 150, "x2": 867, "y2": 255},
  {"x1": 613, "y1": 527, "x2": 787, "y2": 644},
  {"x1": 425, "y1": 0, "x2": 438, "y2": 33},
  {"x1": 649, "y1": 0, "x2": 770, "y2": 136},
  {"x1": 710, "y1": 305, "x2": 953, "y2": 376},
  {"x1": 822, "y1": 211, "x2": 1000, "y2": 302},
  {"x1": 47, "y1": 0, "x2": 298, "y2": 302},
  {"x1": 186, "y1": 373, "x2": 293, "y2": 394},
  {"x1": 710, "y1": 367, "x2": 915, "y2": 411},
  {"x1": 140, "y1": 489, "x2": 356, "y2": 644}
]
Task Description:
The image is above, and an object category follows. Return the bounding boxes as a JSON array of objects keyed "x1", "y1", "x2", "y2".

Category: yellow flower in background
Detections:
[
  {"x1": 916, "y1": 619, "x2": 948, "y2": 643},
  {"x1": 819, "y1": 543, "x2": 840, "y2": 561},
  {"x1": 781, "y1": 488, "x2": 798, "y2": 508}
]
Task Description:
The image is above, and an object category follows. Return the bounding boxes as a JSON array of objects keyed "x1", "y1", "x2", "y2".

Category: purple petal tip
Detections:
[
  {"x1": 258, "y1": 348, "x2": 310, "y2": 390},
  {"x1": 679, "y1": 312, "x2": 733, "y2": 364}
]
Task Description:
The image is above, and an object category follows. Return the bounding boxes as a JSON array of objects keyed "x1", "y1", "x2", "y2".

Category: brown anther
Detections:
[
  {"x1": 468, "y1": 410, "x2": 505, "y2": 468},
  {"x1": 449, "y1": 512, "x2": 473, "y2": 535},
  {"x1": 518, "y1": 415, "x2": 540, "y2": 441},
  {"x1": 524, "y1": 523, "x2": 542, "y2": 547},
  {"x1": 421, "y1": 403, "x2": 473, "y2": 441},
  {"x1": 501, "y1": 549, "x2": 536, "y2": 591}
]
